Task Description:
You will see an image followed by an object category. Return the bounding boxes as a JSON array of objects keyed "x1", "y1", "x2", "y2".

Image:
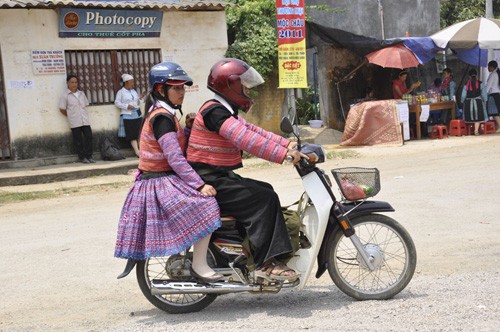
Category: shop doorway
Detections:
[{"x1": 0, "y1": 48, "x2": 12, "y2": 160}]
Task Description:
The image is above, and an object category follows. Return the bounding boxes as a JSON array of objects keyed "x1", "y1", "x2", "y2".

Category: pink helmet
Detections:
[{"x1": 207, "y1": 58, "x2": 264, "y2": 112}]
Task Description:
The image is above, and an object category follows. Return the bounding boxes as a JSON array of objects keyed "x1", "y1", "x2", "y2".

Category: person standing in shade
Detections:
[
  {"x1": 58, "y1": 74, "x2": 95, "y2": 163},
  {"x1": 486, "y1": 60, "x2": 500, "y2": 131},
  {"x1": 115, "y1": 74, "x2": 146, "y2": 157},
  {"x1": 461, "y1": 68, "x2": 487, "y2": 135},
  {"x1": 439, "y1": 68, "x2": 457, "y2": 123}
]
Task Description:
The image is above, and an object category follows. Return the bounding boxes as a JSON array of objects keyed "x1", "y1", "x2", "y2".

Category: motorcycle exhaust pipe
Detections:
[{"x1": 151, "y1": 280, "x2": 260, "y2": 295}]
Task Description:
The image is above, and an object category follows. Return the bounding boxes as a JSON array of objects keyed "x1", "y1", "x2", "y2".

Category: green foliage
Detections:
[
  {"x1": 225, "y1": 0, "x2": 341, "y2": 80},
  {"x1": 225, "y1": 0, "x2": 278, "y2": 79},
  {"x1": 295, "y1": 85, "x2": 318, "y2": 124},
  {"x1": 440, "y1": 0, "x2": 500, "y2": 27}
]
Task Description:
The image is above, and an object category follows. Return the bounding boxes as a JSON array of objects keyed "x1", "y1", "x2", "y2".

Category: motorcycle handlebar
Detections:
[{"x1": 286, "y1": 153, "x2": 317, "y2": 165}]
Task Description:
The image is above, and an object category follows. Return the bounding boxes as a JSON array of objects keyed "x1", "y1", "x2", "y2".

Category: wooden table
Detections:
[{"x1": 408, "y1": 101, "x2": 456, "y2": 139}]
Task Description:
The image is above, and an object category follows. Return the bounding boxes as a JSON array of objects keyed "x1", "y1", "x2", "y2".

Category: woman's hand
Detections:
[
  {"x1": 287, "y1": 141, "x2": 298, "y2": 150},
  {"x1": 127, "y1": 104, "x2": 135, "y2": 110},
  {"x1": 199, "y1": 184, "x2": 217, "y2": 197},
  {"x1": 185, "y1": 113, "x2": 197, "y2": 129},
  {"x1": 287, "y1": 150, "x2": 309, "y2": 165}
]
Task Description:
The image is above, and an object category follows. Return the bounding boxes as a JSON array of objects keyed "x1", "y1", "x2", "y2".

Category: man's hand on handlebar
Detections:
[
  {"x1": 287, "y1": 150, "x2": 309, "y2": 165},
  {"x1": 287, "y1": 141, "x2": 298, "y2": 150}
]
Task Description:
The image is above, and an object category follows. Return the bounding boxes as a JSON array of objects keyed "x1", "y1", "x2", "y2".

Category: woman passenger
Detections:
[{"x1": 114, "y1": 62, "x2": 222, "y2": 283}]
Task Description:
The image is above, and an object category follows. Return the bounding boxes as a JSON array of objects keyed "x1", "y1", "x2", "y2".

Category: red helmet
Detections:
[{"x1": 207, "y1": 58, "x2": 264, "y2": 112}]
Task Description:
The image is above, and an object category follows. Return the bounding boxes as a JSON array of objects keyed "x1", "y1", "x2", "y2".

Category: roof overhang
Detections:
[{"x1": 0, "y1": 0, "x2": 233, "y2": 11}]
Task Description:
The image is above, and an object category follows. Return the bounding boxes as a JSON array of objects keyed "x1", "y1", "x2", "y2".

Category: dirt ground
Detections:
[{"x1": 0, "y1": 134, "x2": 499, "y2": 331}]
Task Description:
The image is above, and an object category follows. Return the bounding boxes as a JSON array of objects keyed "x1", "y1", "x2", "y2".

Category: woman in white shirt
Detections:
[
  {"x1": 486, "y1": 60, "x2": 500, "y2": 131},
  {"x1": 115, "y1": 74, "x2": 146, "y2": 156}
]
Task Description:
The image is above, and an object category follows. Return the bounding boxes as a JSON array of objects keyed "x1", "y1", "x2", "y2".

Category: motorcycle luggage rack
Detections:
[{"x1": 331, "y1": 167, "x2": 381, "y2": 202}]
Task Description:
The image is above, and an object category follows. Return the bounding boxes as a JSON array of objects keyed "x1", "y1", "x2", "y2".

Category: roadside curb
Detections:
[{"x1": 0, "y1": 158, "x2": 139, "y2": 187}]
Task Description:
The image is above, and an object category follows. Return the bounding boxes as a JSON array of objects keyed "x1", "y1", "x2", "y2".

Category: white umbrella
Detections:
[{"x1": 431, "y1": 17, "x2": 500, "y2": 50}]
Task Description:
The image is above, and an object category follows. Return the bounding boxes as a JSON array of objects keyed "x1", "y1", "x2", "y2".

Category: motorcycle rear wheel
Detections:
[
  {"x1": 136, "y1": 251, "x2": 218, "y2": 314},
  {"x1": 327, "y1": 214, "x2": 417, "y2": 300}
]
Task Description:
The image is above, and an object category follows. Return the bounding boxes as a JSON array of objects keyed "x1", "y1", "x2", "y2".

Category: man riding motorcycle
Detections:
[{"x1": 186, "y1": 58, "x2": 307, "y2": 281}]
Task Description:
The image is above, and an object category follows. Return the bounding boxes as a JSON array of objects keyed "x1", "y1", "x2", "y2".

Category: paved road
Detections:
[{"x1": 1, "y1": 135, "x2": 499, "y2": 331}]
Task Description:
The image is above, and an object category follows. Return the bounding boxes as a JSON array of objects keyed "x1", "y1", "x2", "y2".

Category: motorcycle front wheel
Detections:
[
  {"x1": 136, "y1": 250, "x2": 218, "y2": 314},
  {"x1": 327, "y1": 214, "x2": 417, "y2": 300}
]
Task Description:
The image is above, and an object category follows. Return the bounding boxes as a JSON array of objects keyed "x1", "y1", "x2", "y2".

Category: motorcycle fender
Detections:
[
  {"x1": 315, "y1": 200, "x2": 395, "y2": 279},
  {"x1": 117, "y1": 259, "x2": 137, "y2": 279},
  {"x1": 339, "y1": 200, "x2": 395, "y2": 219}
]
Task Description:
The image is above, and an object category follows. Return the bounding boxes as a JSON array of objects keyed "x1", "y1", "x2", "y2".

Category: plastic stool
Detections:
[
  {"x1": 480, "y1": 121, "x2": 496, "y2": 134},
  {"x1": 430, "y1": 125, "x2": 448, "y2": 139},
  {"x1": 449, "y1": 119, "x2": 466, "y2": 136},
  {"x1": 465, "y1": 123, "x2": 475, "y2": 135}
]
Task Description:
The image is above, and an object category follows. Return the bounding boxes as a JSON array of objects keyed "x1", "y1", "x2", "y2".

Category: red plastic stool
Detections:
[
  {"x1": 449, "y1": 119, "x2": 466, "y2": 136},
  {"x1": 465, "y1": 123, "x2": 475, "y2": 135},
  {"x1": 430, "y1": 125, "x2": 448, "y2": 139},
  {"x1": 480, "y1": 121, "x2": 496, "y2": 134}
]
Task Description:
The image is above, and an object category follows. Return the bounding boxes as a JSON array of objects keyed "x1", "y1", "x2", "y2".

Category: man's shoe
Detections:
[
  {"x1": 80, "y1": 158, "x2": 90, "y2": 164},
  {"x1": 88, "y1": 158, "x2": 96, "y2": 163}
]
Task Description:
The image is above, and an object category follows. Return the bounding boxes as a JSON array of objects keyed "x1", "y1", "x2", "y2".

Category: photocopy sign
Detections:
[
  {"x1": 276, "y1": 0, "x2": 307, "y2": 88},
  {"x1": 59, "y1": 8, "x2": 163, "y2": 38}
]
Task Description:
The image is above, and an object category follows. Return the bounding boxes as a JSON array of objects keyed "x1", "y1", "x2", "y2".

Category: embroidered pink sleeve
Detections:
[
  {"x1": 219, "y1": 117, "x2": 288, "y2": 164},
  {"x1": 238, "y1": 117, "x2": 290, "y2": 148},
  {"x1": 158, "y1": 132, "x2": 204, "y2": 190}
]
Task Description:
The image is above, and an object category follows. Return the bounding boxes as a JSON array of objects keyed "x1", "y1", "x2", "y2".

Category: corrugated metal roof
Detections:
[{"x1": 0, "y1": 0, "x2": 232, "y2": 10}]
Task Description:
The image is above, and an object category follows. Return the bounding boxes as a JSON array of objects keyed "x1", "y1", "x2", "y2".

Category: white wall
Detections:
[{"x1": 0, "y1": 9, "x2": 227, "y2": 143}]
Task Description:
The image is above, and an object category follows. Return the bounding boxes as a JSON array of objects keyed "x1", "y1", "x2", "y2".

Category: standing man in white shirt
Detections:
[
  {"x1": 486, "y1": 60, "x2": 500, "y2": 131},
  {"x1": 59, "y1": 74, "x2": 95, "y2": 163}
]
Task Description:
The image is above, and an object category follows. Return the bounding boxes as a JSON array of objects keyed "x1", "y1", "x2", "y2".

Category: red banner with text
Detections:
[{"x1": 276, "y1": 0, "x2": 307, "y2": 88}]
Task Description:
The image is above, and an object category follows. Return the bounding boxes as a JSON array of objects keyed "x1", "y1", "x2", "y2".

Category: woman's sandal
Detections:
[{"x1": 254, "y1": 259, "x2": 300, "y2": 281}]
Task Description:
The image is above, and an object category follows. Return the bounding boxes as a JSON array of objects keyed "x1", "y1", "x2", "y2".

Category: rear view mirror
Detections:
[{"x1": 280, "y1": 117, "x2": 294, "y2": 134}]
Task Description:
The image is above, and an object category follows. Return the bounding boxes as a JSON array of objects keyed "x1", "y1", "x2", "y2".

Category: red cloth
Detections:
[
  {"x1": 187, "y1": 101, "x2": 289, "y2": 169},
  {"x1": 340, "y1": 100, "x2": 403, "y2": 147},
  {"x1": 440, "y1": 75, "x2": 452, "y2": 93},
  {"x1": 187, "y1": 101, "x2": 243, "y2": 168},
  {"x1": 392, "y1": 79, "x2": 407, "y2": 99},
  {"x1": 138, "y1": 108, "x2": 186, "y2": 172}
]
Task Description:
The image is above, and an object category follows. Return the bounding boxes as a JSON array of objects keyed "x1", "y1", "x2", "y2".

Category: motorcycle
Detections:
[{"x1": 117, "y1": 117, "x2": 417, "y2": 314}]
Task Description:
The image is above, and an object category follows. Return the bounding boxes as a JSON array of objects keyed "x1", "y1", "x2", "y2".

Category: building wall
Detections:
[
  {"x1": 244, "y1": 71, "x2": 286, "y2": 134},
  {"x1": 307, "y1": 0, "x2": 440, "y2": 39},
  {"x1": 0, "y1": 8, "x2": 227, "y2": 159}
]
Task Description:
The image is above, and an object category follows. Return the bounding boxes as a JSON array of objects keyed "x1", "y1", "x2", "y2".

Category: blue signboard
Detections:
[{"x1": 59, "y1": 8, "x2": 163, "y2": 38}]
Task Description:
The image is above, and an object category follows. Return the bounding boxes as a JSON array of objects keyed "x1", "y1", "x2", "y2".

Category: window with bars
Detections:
[{"x1": 64, "y1": 49, "x2": 162, "y2": 105}]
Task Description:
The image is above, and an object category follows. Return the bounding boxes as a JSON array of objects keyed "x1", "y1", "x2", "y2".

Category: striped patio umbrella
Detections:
[
  {"x1": 365, "y1": 44, "x2": 420, "y2": 69},
  {"x1": 431, "y1": 17, "x2": 500, "y2": 49}
]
